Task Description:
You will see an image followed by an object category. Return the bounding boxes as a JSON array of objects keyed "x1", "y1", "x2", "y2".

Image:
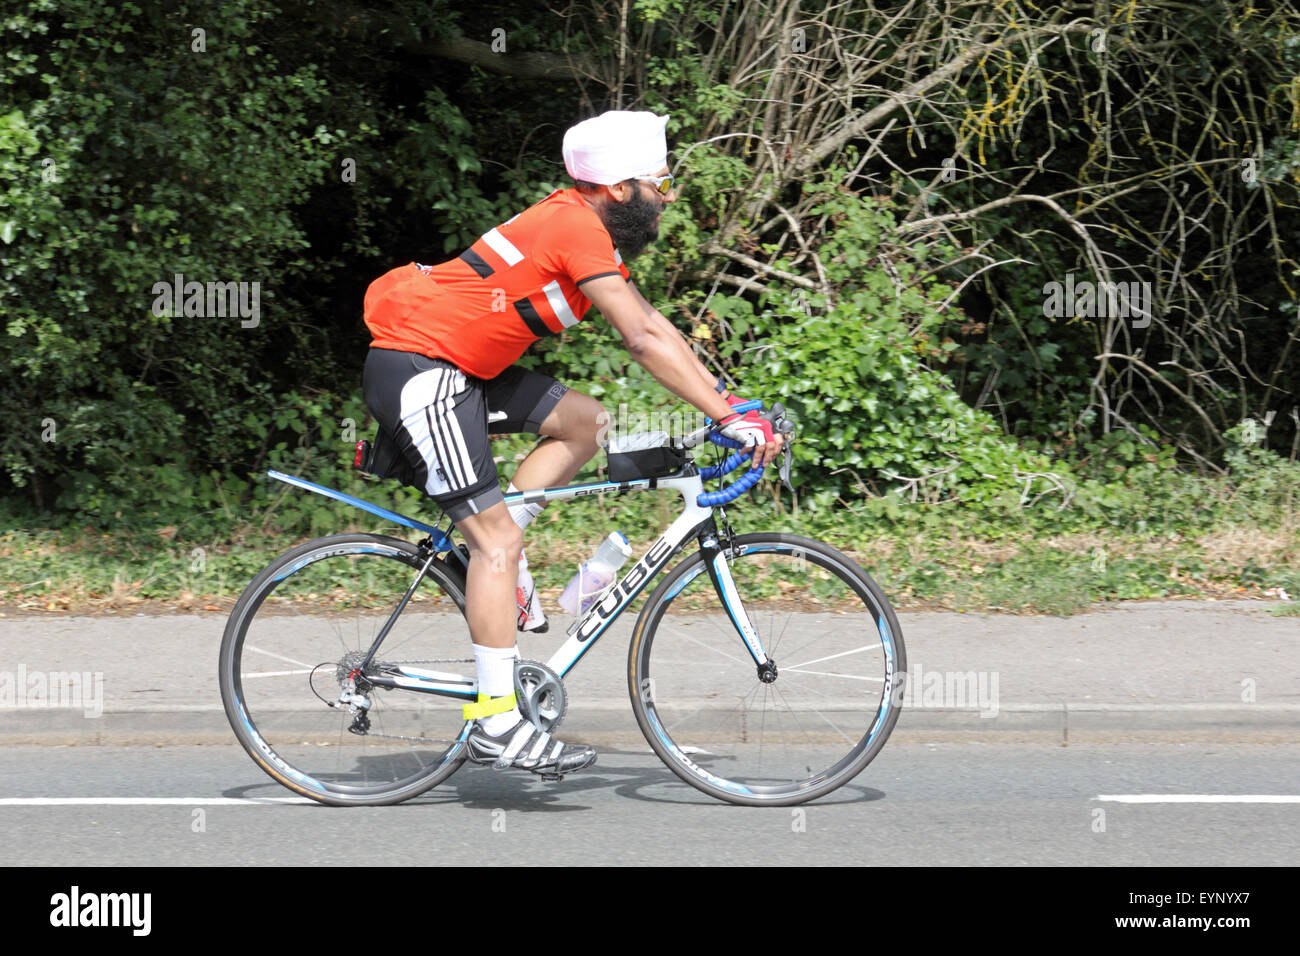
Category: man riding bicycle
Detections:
[{"x1": 361, "y1": 110, "x2": 783, "y2": 778}]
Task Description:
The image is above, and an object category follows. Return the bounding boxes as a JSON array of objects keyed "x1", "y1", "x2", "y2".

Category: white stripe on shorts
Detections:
[
  {"x1": 399, "y1": 366, "x2": 476, "y2": 495},
  {"x1": 431, "y1": 368, "x2": 476, "y2": 488}
]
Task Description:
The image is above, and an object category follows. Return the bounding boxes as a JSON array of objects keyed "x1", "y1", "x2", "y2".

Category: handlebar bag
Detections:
[{"x1": 606, "y1": 431, "x2": 687, "y2": 481}]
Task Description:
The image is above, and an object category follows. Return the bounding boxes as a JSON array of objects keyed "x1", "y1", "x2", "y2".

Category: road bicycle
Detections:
[{"x1": 219, "y1": 401, "x2": 905, "y2": 806}]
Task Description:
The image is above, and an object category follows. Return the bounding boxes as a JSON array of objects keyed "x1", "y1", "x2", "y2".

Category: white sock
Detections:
[
  {"x1": 473, "y1": 643, "x2": 521, "y2": 736},
  {"x1": 506, "y1": 481, "x2": 545, "y2": 537},
  {"x1": 506, "y1": 482, "x2": 547, "y2": 628}
]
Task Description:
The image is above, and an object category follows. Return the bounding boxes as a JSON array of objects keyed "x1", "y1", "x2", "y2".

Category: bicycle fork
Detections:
[{"x1": 698, "y1": 529, "x2": 776, "y2": 683}]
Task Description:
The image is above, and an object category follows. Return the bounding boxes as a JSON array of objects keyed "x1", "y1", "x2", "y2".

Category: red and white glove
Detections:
[{"x1": 717, "y1": 409, "x2": 776, "y2": 467}]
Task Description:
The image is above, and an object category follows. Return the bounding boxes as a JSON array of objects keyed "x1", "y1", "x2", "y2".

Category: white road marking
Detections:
[
  {"x1": 1096, "y1": 795, "x2": 1300, "y2": 803},
  {"x1": 0, "y1": 797, "x2": 313, "y2": 806}
]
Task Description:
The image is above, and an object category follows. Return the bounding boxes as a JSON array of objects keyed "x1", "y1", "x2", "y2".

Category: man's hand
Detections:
[{"x1": 718, "y1": 409, "x2": 783, "y2": 470}]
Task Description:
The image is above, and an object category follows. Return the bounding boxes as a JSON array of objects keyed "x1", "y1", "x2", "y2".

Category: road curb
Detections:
[{"x1": 3, "y1": 702, "x2": 1296, "y2": 745}]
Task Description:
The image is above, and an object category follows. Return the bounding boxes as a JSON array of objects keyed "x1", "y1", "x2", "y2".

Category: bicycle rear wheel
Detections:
[
  {"x1": 219, "y1": 533, "x2": 474, "y2": 806},
  {"x1": 629, "y1": 533, "x2": 904, "y2": 806}
]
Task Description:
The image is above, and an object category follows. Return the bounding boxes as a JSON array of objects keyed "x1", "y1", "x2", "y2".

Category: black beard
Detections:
[{"x1": 599, "y1": 185, "x2": 661, "y2": 260}]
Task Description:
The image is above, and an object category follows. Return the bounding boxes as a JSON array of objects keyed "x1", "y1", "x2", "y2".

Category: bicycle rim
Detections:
[
  {"x1": 219, "y1": 534, "x2": 474, "y2": 806},
  {"x1": 629, "y1": 533, "x2": 905, "y2": 806}
]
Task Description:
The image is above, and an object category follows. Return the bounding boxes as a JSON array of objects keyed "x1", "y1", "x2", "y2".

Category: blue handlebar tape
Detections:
[
  {"x1": 697, "y1": 398, "x2": 770, "y2": 505},
  {"x1": 699, "y1": 449, "x2": 754, "y2": 480},
  {"x1": 698, "y1": 460, "x2": 765, "y2": 506}
]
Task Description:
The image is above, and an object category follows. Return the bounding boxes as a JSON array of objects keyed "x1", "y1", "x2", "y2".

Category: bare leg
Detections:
[
  {"x1": 453, "y1": 502, "x2": 523, "y2": 650},
  {"x1": 510, "y1": 389, "x2": 606, "y2": 493},
  {"x1": 454, "y1": 392, "x2": 603, "y2": 647}
]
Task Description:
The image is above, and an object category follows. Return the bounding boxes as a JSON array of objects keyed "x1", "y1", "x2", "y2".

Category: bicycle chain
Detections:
[
  {"x1": 334, "y1": 658, "x2": 475, "y2": 744},
  {"x1": 352, "y1": 729, "x2": 463, "y2": 745}
]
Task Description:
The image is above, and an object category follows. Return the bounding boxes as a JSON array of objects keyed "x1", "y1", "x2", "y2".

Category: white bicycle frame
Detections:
[
  {"x1": 268, "y1": 405, "x2": 784, "y2": 727},
  {"x1": 375, "y1": 471, "x2": 771, "y2": 704}
]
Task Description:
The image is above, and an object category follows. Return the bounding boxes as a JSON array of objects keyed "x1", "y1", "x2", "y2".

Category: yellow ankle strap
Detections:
[{"x1": 462, "y1": 692, "x2": 517, "y2": 720}]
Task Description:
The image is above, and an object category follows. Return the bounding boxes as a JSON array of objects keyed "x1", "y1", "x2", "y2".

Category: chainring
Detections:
[{"x1": 514, "y1": 659, "x2": 567, "y2": 732}]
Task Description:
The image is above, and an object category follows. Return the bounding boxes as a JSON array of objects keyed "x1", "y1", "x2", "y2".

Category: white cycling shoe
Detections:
[{"x1": 465, "y1": 716, "x2": 597, "y2": 778}]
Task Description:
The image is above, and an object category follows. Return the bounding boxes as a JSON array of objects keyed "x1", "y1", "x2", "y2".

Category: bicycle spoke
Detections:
[
  {"x1": 781, "y1": 668, "x2": 883, "y2": 682},
  {"x1": 766, "y1": 605, "x2": 798, "y2": 657},
  {"x1": 775, "y1": 617, "x2": 875, "y2": 670},
  {"x1": 245, "y1": 646, "x2": 315, "y2": 669},
  {"x1": 769, "y1": 680, "x2": 857, "y2": 748},
  {"x1": 666, "y1": 621, "x2": 752, "y2": 667},
  {"x1": 785, "y1": 643, "x2": 881, "y2": 671}
]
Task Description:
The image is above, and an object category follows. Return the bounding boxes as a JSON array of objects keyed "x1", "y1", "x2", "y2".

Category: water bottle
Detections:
[{"x1": 558, "y1": 532, "x2": 633, "y2": 615}]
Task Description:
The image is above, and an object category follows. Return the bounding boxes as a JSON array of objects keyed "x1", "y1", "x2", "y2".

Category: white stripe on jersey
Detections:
[
  {"x1": 482, "y1": 227, "x2": 524, "y2": 266},
  {"x1": 542, "y1": 280, "x2": 578, "y2": 328}
]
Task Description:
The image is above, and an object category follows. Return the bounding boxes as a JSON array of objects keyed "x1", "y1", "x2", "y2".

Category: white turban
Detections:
[{"x1": 562, "y1": 110, "x2": 669, "y2": 185}]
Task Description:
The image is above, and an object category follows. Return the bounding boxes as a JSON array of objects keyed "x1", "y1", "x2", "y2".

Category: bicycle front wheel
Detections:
[
  {"x1": 629, "y1": 533, "x2": 905, "y2": 806},
  {"x1": 219, "y1": 533, "x2": 475, "y2": 806}
]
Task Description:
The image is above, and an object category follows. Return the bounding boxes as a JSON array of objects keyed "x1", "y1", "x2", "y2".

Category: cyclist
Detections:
[{"x1": 361, "y1": 110, "x2": 783, "y2": 778}]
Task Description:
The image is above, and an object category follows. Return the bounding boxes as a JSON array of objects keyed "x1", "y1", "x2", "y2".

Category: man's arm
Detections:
[
  {"x1": 625, "y1": 280, "x2": 733, "y2": 398},
  {"x1": 579, "y1": 275, "x2": 733, "y2": 421},
  {"x1": 579, "y1": 275, "x2": 783, "y2": 467}
]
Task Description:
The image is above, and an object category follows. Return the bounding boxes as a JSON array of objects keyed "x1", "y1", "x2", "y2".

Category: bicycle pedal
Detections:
[{"x1": 538, "y1": 772, "x2": 564, "y2": 783}]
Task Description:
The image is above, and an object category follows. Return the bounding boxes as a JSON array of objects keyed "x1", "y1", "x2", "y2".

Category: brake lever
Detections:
[
  {"x1": 778, "y1": 443, "x2": 794, "y2": 494},
  {"x1": 763, "y1": 403, "x2": 796, "y2": 494}
]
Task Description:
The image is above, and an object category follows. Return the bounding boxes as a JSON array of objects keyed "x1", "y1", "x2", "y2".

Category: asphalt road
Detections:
[
  {"x1": 3, "y1": 599, "x2": 1296, "y2": 866},
  {"x1": 3, "y1": 742, "x2": 1297, "y2": 866}
]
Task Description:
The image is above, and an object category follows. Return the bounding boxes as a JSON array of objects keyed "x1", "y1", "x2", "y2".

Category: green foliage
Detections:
[
  {"x1": 700, "y1": 183, "x2": 1053, "y2": 510},
  {"x1": 392, "y1": 88, "x2": 561, "y2": 254},
  {"x1": 0, "y1": 0, "x2": 354, "y2": 524},
  {"x1": 3, "y1": 0, "x2": 1296, "y2": 580}
]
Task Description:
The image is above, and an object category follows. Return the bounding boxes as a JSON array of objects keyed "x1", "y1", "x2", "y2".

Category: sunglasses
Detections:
[{"x1": 634, "y1": 173, "x2": 676, "y2": 196}]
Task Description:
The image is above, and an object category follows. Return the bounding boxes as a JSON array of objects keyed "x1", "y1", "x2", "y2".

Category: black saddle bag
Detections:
[{"x1": 354, "y1": 429, "x2": 422, "y2": 490}]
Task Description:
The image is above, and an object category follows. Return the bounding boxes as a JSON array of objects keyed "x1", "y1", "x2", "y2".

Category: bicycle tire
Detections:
[
  {"x1": 219, "y1": 533, "x2": 474, "y2": 806},
  {"x1": 628, "y1": 532, "x2": 905, "y2": 806}
]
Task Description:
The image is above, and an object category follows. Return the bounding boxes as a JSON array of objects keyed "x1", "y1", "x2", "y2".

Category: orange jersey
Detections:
[{"x1": 363, "y1": 188, "x2": 630, "y2": 379}]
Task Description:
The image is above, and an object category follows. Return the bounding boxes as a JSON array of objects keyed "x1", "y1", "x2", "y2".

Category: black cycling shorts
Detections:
[{"x1": 362, "y1": 347, "x2": 569, "y2": 522}]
